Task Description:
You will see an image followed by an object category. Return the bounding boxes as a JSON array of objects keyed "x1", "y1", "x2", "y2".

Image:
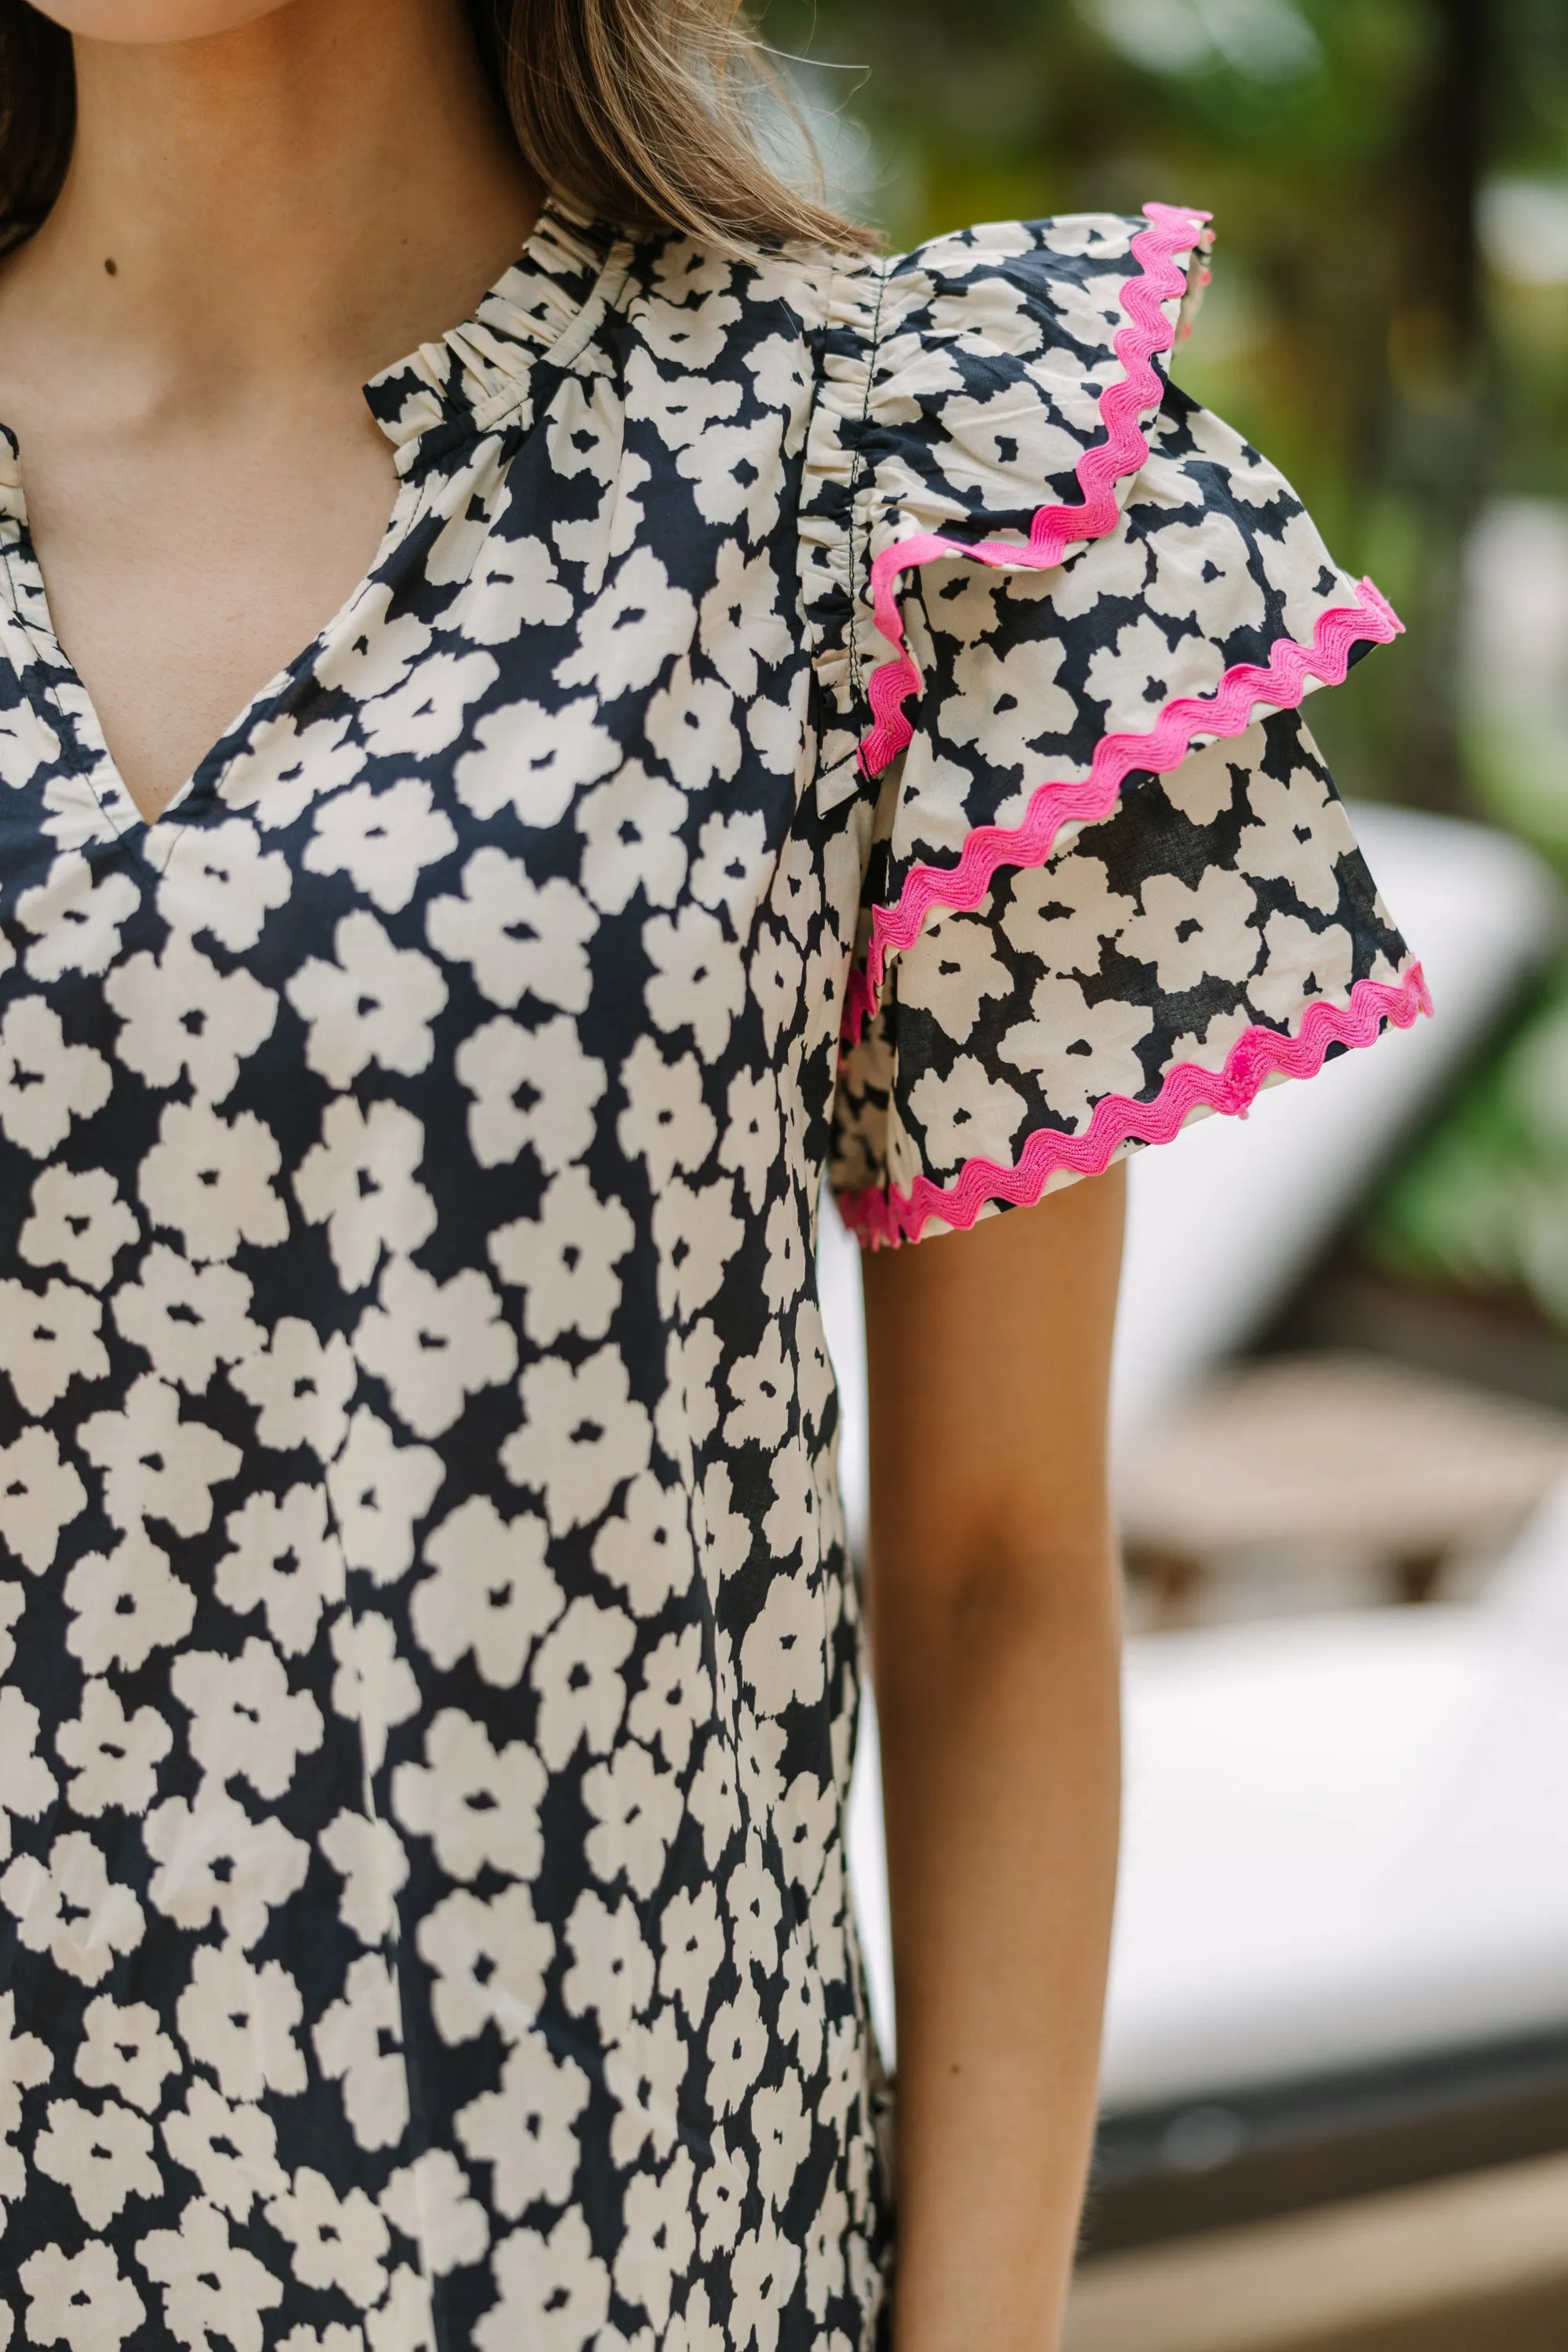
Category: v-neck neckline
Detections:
[{"x1": 0, "y1": 194, "x2": 622, "y2": 840}]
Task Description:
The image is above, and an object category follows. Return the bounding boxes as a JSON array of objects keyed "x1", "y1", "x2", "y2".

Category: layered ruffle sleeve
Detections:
[{"x1": 804, "y1": 205, "x2": 1430, "y2": 1247}]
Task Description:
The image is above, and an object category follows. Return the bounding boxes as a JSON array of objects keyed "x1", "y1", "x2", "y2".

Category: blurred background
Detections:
[{"x1": 791, "y1": 3, "x2": 1568, "y2": 2345}]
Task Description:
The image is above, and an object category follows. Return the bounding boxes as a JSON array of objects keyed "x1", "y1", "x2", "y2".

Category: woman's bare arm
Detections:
[{"x1": 862, "y1": 1164, "x2": 1126, "y2": 2351}]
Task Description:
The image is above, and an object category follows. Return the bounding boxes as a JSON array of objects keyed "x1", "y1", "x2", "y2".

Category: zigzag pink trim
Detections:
[
  {"x1": 839, "y1": 964, "x2": 1433, "y2": 1250},
  {"x1": 841, "y1": 581, "x2": 1404, "y2": 1043},
  {"x1": 856, "y1": 199, "x2": 1212, "y2": 781}
]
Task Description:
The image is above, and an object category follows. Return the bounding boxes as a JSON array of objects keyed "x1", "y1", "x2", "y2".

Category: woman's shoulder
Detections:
[{"x1": 604, "y1": 201, "x2": 1210, "y2": 351}]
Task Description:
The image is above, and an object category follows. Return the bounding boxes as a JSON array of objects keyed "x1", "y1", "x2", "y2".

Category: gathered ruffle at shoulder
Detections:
[{"x1": 808, "y1": 205, "x2": 1428, "y2": 1247}]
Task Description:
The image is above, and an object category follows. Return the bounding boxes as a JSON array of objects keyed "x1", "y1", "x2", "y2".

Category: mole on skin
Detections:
[{"x1": 103, "y1": 257, "x2": 117, "y2": 274}]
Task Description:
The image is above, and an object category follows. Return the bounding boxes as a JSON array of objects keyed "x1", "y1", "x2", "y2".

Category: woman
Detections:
[{"x1": 0, "y1": 2, "x2": 1425, "y2": 2347}]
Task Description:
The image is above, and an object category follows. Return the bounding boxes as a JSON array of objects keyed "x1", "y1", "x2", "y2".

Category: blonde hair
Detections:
[{"x1": 0, "y1": 0, "x2": 876, "y2": 255}]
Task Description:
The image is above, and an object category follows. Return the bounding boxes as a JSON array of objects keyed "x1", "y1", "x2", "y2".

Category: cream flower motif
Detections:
[
  {"x1": 1236, "y1": 757, "x2": 1358, "y2": 916},
  {"x1": 1117, "y1": 865, "x2": 1259, "y2": 992},
  {"x1": 56, "y1": 1679, "x2": 172, "y2": 1817},
  {"x1": 171, "y1": 1638, "x2": 324, "y2": 1803},
  {"x1": 0, "y1": 996, "x2": 111, "y2": 1158},
  {"x1": 618, "y1": 2150, "x2": 699, "y2": 2330},
  {"x1": 379, "y1": 2149, "x2": 490, "y2": 2278},
  {"x1": 391, "y1": 1709, "x2": 546, "y2": 1883},
  {"x1": 230, "y1": 1317, "x2": 356, "y2": 1461},
  {"x1": 936, "y1": 629, "x2": 1076, "y2": 769},
  {"x1": 319, "y1": 1809, "x2": 409, "y2": 1950},
  {"x1": 215, "y1": 1483, "x2": 344, "y2": 1657},
  {"x1": 176, "y1": 1947, "x2": 307, "y2": 2103},
  {"x1": 34, "y1": 2094, "x2": 162, "y2": 2230},
  {"x1": 143, "y1": 1785, "x2": 310, "y2": 1949},
  {"x1": 455, "y1": 1011, "x2": 605, "y2": 1174},
  {"x1": 1144, "y1": 510, "x2": 1268, "y2": 637},
  {"x1": 111, "y1": 1246, "x2": 260, "y2": 1393},
  {"x1": 591, "y1": 1472, "x2": 697, "y2": 1620},
  {"x1": 104, "y1": 932, "x2": 277, "y2": 1102},
  {"x1": 581, "y1": 1738, "x2": 682, "y2": 1900},
  {"x1": 747, "y1": 920, "x2": 803, "y2": 1054},
  {"x1": 0, "y1": 1685, "x2": 56, "y2": 1859},
  {"x1": 616, "y1": 1036, "x2": 716, "y2": 1189},
  {"x1": 627, "y1": 1622, "x2": 706, "y2": 1773},
  {"x1": 455, "y1": 2041, "x2": 590, "y2": 2222},
  {"x1": 453, "y1": 695, "x2": 619, "y2": 827},
  {"x1": 160, "y1": 2081, "x2": 287, "y2": 2223},
  {"x1": 0, "y1": 1275, "x2": 107, "y2": 1414},
  {"x1": 136, "y1": 2199, "x2": 283, "y2": 2352},
  {"x1": 739, "y1": 1571, "x2": 825, "y2": 1719},
  {"x1": 19, "y1": 1165, "x2": 139, "y2": 1290},
  {"x1": 154, "y1": 815, "x2": 290, "y2": 952},
  {"x1": 1250, "y1": 908, "x2": 1354, "y2": 1022},
  {"x1": 313, "y1": 1954, "x2": 408, "y2": 2154},
  {"x1": 285, "y1": 910, "x2": 448, "y2": 1090},
  {"x1": 718, "y1": 1066, "x2": 781, "y2": 1212},
  {"x1": 294, "y1": 1096, "x2": 436, "y2": 1294},
  {"x1": 562, "y1": 1888, "x2": 655, "y2": 2040},
  {"x1": 474, "y1": 2209, "x2": 609, "y2": 2352},
  {"x1": 529, "y1": 1596, "x2": 634, "y2": 1773},
  {"x1": 691, "y1": 805, "x2": 768, "y2": 926},
  {"x1": 325, "y1": 1408, "x2": 444, "y2": 1583},
  {"x1": 78, "y1": 1374, "x2": 241, "y2": 1537},
  {"x1": 575, "y1": 764, "x2": 688, "y2": 915},
  {"x1": 645, "y1": 657, "x2": 742, "y2": 791},
  {"x1": 354, "y1": 1258, "x2": 517, "y2": 1439},
  {"x1": 1000, "y1": 852, "x2": 1135, "y2": 979},
  {"x1": 651, "y1": 1176, "x2": 744, "y2": 1323},
  {"x1": 357, "y1": 647, "x2": 498, "y2": 761},
  {"x1": 554, "y1": 544, "x2": 696, "y2": 699},
  {"x1": 64, "y1": 1534, "x2": 194, "y2": 1675},
  {"x1": 0, "y1": 1830, "x2": 144, "y2": 1984},
  {"x1": 304, "y1": 776, "x2": 459, "y2": 913},
  {"x1": 487, "y1": 1165, "x2": 635, "y2": 1346},
  {"x1": 19, "y1": 2242, "x2": 145, "y2": 2352},
  {"x1": 503, "y1": 1348, "x2": 652, "y2": 1534},
  {"x1": 998, "y1": 975, "x2": 1156, "y2": 1127},
  {"x1": 415, "y1": 1884, "x2": 552, "y2": 2049},
  {"x1": 328, "y1": 1612, "x2": 420, "y2": 1777},
  {"x1": 411, "y1": 1494, "x2": 561, "y2": 1688},
  {"x1": 699, "y1": 539, "x2": 789, "y2": 699},
  {"x1": 16, "y1": 852, "x2": 140, "y2": 982},
  {"x1": 136, "y1": 1098, "x2": 289, "y2": 1263},
  {"x1": 603, "y1": 2005, "x2": 685, "y2": 2165},
  {"x1": 426, "y1": 848, "x2": 596, "y2": 1013},
  {"x1": 656, "y1": 1882, "x2": 725, "y2": 2030},
  {"x1": 464, "y1": 532, "x2": 575, "y2": 643},
  {"x1": 75, "y1": 1995, "x2": 180, "y2": 2118},
  {"x1": 644, "y1": 905, "x2": 740, "y2": 1060},
  {"x1": 723, "y1": 1323, "x2": 792, "y2": 1449}
]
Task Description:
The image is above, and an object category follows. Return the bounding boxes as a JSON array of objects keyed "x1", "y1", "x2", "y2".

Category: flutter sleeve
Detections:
[{"x1": 802, "y1": 205, "x2": 1429, "y2": 1247}]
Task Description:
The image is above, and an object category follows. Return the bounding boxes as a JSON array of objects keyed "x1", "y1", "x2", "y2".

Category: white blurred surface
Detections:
[{"x1": 1102, "y1": 1604, "x2": 1568, "y2": 2109}]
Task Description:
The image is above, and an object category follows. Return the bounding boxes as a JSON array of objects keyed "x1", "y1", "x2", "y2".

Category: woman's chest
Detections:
[{"x1": 0, "y1": 421, "x2": 856, "y2": 1265}]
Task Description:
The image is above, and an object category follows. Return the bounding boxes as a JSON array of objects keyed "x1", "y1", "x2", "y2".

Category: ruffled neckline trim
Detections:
[{"x1": 361, "y1": 196, "x2": 623, "y2": 464}]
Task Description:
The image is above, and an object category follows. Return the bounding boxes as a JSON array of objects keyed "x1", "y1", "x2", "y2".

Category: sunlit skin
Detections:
[{"x1": 0, "y1": 10, "x2": 1125, "y2": 2346}]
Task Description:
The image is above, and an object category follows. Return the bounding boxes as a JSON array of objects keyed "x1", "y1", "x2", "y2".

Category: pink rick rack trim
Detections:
[
  {"x1": 841, "y1": 581, "x2": 1405, "y2": 1044},
  {"x1": 855, "y1": 198, "x2": 1213, "y2": 782},
  {"x1": 838, "y1": 963, "x2": 1433, "y2": 1251}
]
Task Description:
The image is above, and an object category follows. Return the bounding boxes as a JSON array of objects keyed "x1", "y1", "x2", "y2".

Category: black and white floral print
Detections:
[{"x1": 0, "y1": 198, "x2": 1419, "y2": 2351}]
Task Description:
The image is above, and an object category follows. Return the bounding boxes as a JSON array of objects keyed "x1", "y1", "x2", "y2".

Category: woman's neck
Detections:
[{"x1": 4, "y1": 0, "x2": 539, "y2": 405}]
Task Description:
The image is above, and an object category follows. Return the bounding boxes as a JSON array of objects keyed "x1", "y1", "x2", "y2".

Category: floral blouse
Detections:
[{"x1": 0, "y1": 198, "x2": 1423, "y2": 2352}]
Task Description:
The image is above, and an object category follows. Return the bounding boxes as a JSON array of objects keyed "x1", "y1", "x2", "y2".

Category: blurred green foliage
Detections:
[{"x1": 1362, "y1": 978, "x2": 1568, "y2": 1330}]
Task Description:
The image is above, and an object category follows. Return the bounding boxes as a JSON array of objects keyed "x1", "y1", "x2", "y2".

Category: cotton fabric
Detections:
[{"x1": 0, "y1": 199, "x2": 1417, "y2": 2350}]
